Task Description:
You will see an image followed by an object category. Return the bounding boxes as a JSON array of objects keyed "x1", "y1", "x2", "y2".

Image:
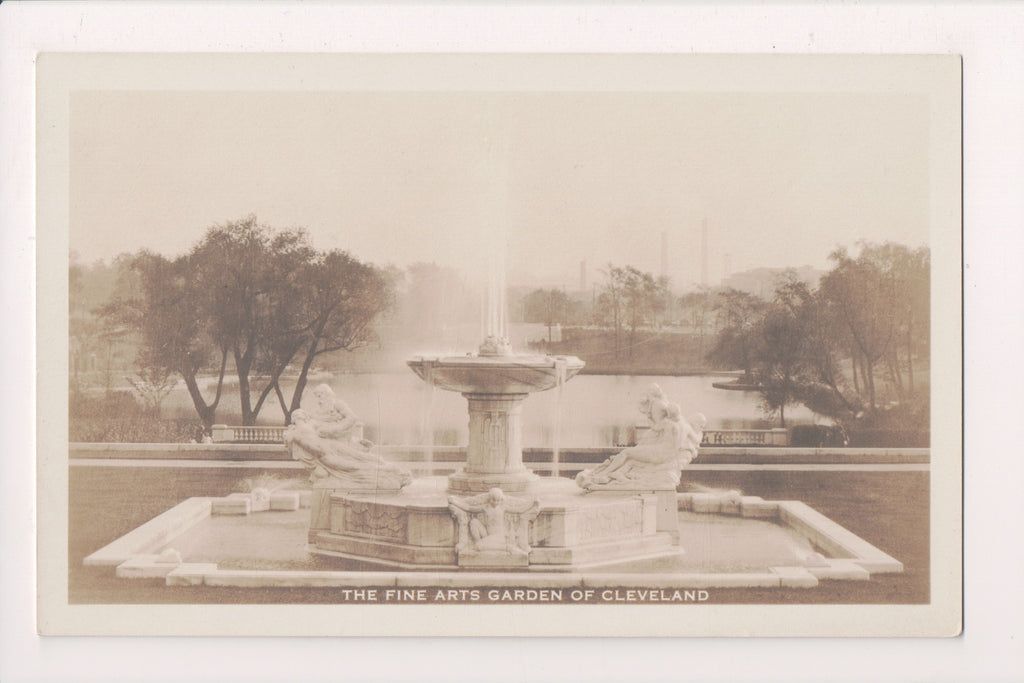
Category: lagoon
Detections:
[{"x1": 160, "y1": 373, "x2": 816, "y2": 448}]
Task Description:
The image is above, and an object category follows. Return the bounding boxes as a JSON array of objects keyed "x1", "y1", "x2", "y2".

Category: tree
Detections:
[
  {"x1": 596, "y1": 264, "x2": 666, "y2": 360},
  {"x1": 271, "y1": 248, "x2": 395, "y2": 423},
  {"x1": 620, "y1": 266, "x2": 664, "y2": 358},
  {"x1": 521, "y1": 288, "x2": 571, "y2": 342},
  {"x1": 102, "y1": 216, "x2": 394, "y2": 427},
  {"x1": 706, "y1": 288, "x2": 766, "y2": 381},
  {"x1": 747, "y1": 275, "x2": 816, "y2": 427},
  {"x1": 678, "y1": 286, "x2": 714, "y2": 356},
  {"x1": 101, "y1": 250, "x2": 228, "y2": 429},
  {"x1": 596, "y1": 265, "x2": 625, "y2": 357},
  {"x1": 818, "y1": 242, "x2": 928, "y2": 411}
]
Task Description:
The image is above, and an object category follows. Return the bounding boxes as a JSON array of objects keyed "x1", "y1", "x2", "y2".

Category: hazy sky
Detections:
[{"x1": 70, "y1": 90, "x2": 929, "y2": 290}]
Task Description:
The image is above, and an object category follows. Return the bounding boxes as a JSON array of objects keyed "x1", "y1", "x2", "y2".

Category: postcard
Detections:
[{"x1": 36, "y1": 52, "x2": 961, "y2": 637}]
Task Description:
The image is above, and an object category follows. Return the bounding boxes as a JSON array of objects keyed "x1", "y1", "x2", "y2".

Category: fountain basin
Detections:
[
  {"x1": 407, "y1": 354, "x2": 584, "y2": 395},
  {"x1": 85, "y1": 485, "x2": 902, "y2": 580}
]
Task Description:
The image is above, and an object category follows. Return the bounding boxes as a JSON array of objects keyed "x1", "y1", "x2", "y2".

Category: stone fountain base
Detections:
[{"x1": 307, "y1": 477, "x2": 680, "y2": 570}]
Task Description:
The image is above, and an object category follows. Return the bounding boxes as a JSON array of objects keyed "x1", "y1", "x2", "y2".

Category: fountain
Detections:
[
  {"x1": 289, "y1": 126, "x2": 706, "y2": 569},
  {"x1": 299, "y1": 341, "x2": 690, "y2": 568},
  {"x1": 77, "y1": 127, "x2": 904, "y2": 590},
  {"x1": 406, "y1": 340, "x2": 584, "y2": 494}
]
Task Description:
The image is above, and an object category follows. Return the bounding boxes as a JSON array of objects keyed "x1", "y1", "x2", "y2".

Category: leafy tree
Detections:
[
  {"x1": 819, "y1": 242, "x2": 928, "y2": 410},
  {"x1": 521, "y1": 288, "x2": 571, "y2": 342},
  {"x1": 102, "y1": 250, "x2": 227, "y2": 428},
  {"x1": 101, "y1": 216, "x2": 393, "y2": 427},
  {"x1": 678, "y1": 286, "x2": 715, "y2": 357},
  {"x1": 706, "y1": 288, "x2": 766, "y2": 381},
  {"x1": 746, "y1": 275, "x2": 817, "y2": 427},
  {"x1": 594, "y1": 266, "x2": 622, "y2": 358},
  {"x1": 596, "y1": 264, "x2": 667, "y2": 360},
  {"x1": 271, "y1": 248, "x2": 394, "y2": 423}
]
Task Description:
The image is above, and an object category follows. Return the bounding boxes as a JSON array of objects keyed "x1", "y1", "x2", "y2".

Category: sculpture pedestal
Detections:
[
  {"x1": 447, "y1": 393, "x2": 539, "y2": 494},
  {"x1": 584, "y1": 489, "x2": 680, "y2": 538},
  {"x1": 307, "y1": 477, "x2": 679, "y2": 570}
]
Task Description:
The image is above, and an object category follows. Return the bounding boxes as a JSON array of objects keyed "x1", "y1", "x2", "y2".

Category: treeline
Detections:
[
  {"x1": 72, "y1": 216, "x2": 929, "y2": 437},
  {"x1": 705, "y1": 242, "x2": 929, "y2": 428},
  {"x1": 522, "y1": 242, "x2": 930, "y2": 432}
]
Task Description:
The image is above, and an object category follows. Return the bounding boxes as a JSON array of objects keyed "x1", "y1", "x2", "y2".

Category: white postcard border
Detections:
[{"x1": 3, "y1": 2, "x2": 1020, "y2": 681}]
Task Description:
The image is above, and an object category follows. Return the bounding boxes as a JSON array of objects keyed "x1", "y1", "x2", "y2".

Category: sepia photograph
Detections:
[{"x1": 34, "y1": 51, "x2": 962, "y2": 638}]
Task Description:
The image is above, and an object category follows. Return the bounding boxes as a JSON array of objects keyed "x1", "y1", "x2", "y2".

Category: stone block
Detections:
[
  {"x1": 718, "y1": 490, "x2": 743, "y2": 516},
  {"x1": 854, "y1": 558, "x2": 905, "y2": 574},
  {"x1": 212, "y1": 497, "x2": 250, "y2": 515},
  {"x1": 771, "y1": 566, "x2": 819, "y2": 588},
  {"x1": 405, "y1": 508, "x2": 456, "y2": 547},
  {"x1": 581, "y1": 572, "x2": 781, "y2": 589},
  {"x1": 397, "y1": 572, "x2": 586, "y2": 589},
  {"x1": 309, "y1": 489, "x2": 332, "y2": 531},
  {"x1": 740, "y1": 496, "x2": 777, "y2": 518},
  {"x1": 250, "y1": 488, "x2": 271, "y2": 512},
  {"x1": 653, "y1": 491, "x2": 677, "y2": 533},
  {"x1": 808, "y1": 559, "x2": 870, "y2": 581},
  {"x1": 298, "y1": 490, "x2": 313, "y2": 508},
  {"x1": 312, "y1": 531, "x2": 457, "y2": 567},
  {"x1": 802, "y1": 551, "x2": 830, "y2": 568},
  {"x1": 456, "y1": 550, "x2": 530, "y2": 568},
  {"x1": 228, "y1": 490, "x2": 270, "y2": 512},
  {"x1": 115, "y1": 554, "x2": 183, "y2": 579},
  {"x1": 201, "y1": 569, "x2": 388, "y2": 588},
  {"x1": 533, "y1": 505, "x2": 580, "y2": 547},
  {"x1": 164, "y1": 563, "x2": 218, "y2": 586},
  {"x1": 690, "y1": 493, "x2": 720, "y2": 514},
  {"x1": 269, "y1": 491, "x2": 300, "y2": 511}
]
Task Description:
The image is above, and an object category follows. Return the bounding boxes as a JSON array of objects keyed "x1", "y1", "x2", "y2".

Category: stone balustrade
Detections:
[
  {"x1": 208, "y1": 424, "x2": 790, "y2": 447},
  {"x1": 211, "y1": 424, "x2": 286, "y2": 444},
  {"x1": 701, "y1": 428, "x2": 789, "y2": 447}
]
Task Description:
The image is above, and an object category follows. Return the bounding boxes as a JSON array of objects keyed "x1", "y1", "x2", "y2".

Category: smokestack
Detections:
[
  {"x1": 579, "y1": 260, "x2": 587, "y2": 292},
  {"x1": 700, "y1": 218, "x2": 708, "y2": 287}
]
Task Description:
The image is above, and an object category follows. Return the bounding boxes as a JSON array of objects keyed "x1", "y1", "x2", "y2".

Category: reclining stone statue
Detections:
[
  {"x1": 285, "y1": 384, "x2": 412, "y2": 491},
  {"x1": 576, "y1": 387, "x2": 705, "y2": 491}
]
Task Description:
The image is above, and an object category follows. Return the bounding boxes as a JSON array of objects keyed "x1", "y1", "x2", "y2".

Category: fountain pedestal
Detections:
[
  {"x1": 308, "y1": 477, "x2": 677, "y2": 569},
  {"x1": 447, "y1": 392, "x2": 538, "y2": 494}
]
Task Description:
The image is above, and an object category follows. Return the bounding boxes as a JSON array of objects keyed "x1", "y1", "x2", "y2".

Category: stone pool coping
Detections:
[
  {"x1": 69, "y1": 442, "x2": 931, "y2": 466},
  {"x1": 84, "y1": 489, "x2": 901, "y2": 590}
]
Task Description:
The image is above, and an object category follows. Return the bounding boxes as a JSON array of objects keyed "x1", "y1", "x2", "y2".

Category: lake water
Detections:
[{"x1": 161, "y1": 372, "x2": 816, "y2": 447}]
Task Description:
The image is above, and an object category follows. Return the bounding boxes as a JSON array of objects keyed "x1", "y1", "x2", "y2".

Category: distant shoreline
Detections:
[{"x1": 578, "y1": 368, "x2": 736, "y2": 378}]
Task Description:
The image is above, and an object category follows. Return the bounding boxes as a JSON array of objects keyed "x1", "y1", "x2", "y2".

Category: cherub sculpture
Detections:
[{"x1": 448, "y1": 488, "x2": 539, "y2": 556}]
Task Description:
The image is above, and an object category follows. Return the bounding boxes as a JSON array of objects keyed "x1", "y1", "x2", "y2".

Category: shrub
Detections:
[{"x1": 69, "y1": 391, "x2": 203, "y2": 443}]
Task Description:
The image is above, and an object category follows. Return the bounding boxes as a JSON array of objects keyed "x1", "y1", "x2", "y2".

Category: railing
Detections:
[
  {"x1": 701, "y1": 429, "x2": 789, "y2": 447},
  {"x1": 210, "y1": 424, "x2": 790, "y2": 447},
  {"x1": 211, "y1": 425, "x2": 286, "y2": 444}
]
